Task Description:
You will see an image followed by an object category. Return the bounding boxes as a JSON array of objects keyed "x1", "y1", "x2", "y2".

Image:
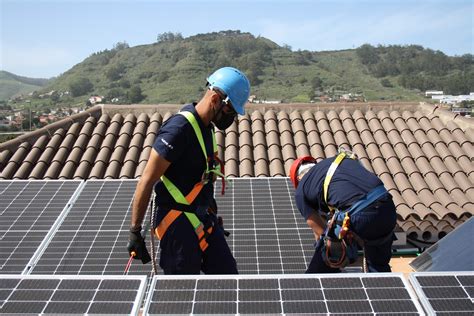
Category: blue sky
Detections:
[{"x1": 1, "y1": 0, "x2": 472, "y2": 78}]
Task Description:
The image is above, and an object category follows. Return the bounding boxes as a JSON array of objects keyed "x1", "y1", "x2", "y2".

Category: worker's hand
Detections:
[{"x1": 127, "y1": 229, "x2": 151, "y2": 264}]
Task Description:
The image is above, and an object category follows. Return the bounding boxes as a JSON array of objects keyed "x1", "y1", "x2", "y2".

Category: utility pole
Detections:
[{"x1": 26, "y1": 100, "x2": 31, "y2": 131}]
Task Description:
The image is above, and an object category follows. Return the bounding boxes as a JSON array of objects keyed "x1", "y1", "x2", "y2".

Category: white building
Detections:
[{"x1": 425, "y1": 90, "x2": 444, "y2": 97}]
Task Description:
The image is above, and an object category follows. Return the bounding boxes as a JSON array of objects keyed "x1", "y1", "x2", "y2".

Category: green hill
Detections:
[
  {"x1": 0, "y1": 71, "x2": 50, "y2": 100},
  {"x1": 30, "y1": 31, "x2": 474, "y2": 105}
]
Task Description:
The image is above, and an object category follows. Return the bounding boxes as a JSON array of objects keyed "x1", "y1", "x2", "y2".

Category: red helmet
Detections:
[{"x1": 289, "y1": 156, "x2": 317, "y2": 188}]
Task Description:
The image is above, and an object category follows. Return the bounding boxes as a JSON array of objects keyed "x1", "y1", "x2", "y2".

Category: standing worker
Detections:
[
  {"x1": 289, "y1": 148, "x2": 397, "y2": 273},
  {"x1": 127, "y1": 67, "x2": 250, "y2": 274}
]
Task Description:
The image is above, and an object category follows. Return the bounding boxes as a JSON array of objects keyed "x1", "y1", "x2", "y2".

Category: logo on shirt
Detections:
[{"x1": 160, "y1": 138, "x2": 174, "y2": 150}]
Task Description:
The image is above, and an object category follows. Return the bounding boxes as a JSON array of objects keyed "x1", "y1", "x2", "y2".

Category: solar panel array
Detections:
[
  {"x1": 0, "y1": 180, "x2": 81, "y2": 274},
  {"x1": 143, "y1": 273, "x2": 425, "y2": 315},
  {"x1": 0, "y1": 274, "x2": 146, "y2": 315},
  {"x1": 1, "y1": 178, "x2": 473, "y2": 314},
  {"x1": 30, "y1": 180, "x2": 155, "y2": 275},
  {"x1": 410, "y1": 272, "x2": 474, "y2": 315},
  {"x1": 216, "y1": 178, "x2": 314, "y2": 274}
]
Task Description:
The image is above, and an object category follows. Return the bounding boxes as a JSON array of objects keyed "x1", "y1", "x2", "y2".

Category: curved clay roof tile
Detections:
[
  {"x1": 147, "y1": 121, "x2": 161, "y2": 135},
  {"x1": 269, "y1": 160, "x2": 285, "y2": 177},
  {"x1": 28, "y1": 161, "x2": 49, "y2": 179},
  {"x1": 150, "y1": 112, "x2": 162, "y2": 123},
  {"x1": 73, "y1": 161, "x2": 92, "y2": 179},
  {"x1": 88, "y1": 161, "x2": 107, "y2": 179},
  {"x1": 134, "y1": 160, "x2": 147, "y2": 178},
  {"x1": 289, "y1": 110, "x2": 303, "y2": 122},
  {"x1": 254, "y1": 159, "x2": 270, "y2": 177},
  {"x1": 263, "y1": 110, "x2": 277, "y2": 122},
  {"x1": 250, "y1": 110, "x2": 264, "y2": 122},
  {"x1": 119, "y1": 161, "x2": 136, "y2": 179},
  {"x1": 239, "y1": 160, "x2": 254, "y2": 177},
  {"x1": 51, "y1": 147, "x2": 69, "y2": 164}
]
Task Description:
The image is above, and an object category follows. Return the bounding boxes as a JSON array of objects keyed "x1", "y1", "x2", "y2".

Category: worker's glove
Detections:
[{"x1": 127, "y1": 228, "x2": 151, "y2": 264}]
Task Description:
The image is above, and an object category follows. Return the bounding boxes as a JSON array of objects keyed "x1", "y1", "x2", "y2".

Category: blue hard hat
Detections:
[{"x1": 207, "y1": 67, "x2": 250, "y2": 115}]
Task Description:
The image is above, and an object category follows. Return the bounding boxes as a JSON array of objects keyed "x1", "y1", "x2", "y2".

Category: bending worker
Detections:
[
  {"x1": 127, "y1": 67, "x2": 250, "y2": 274},
  {"x1": 290, "y1": 149, "x2": 397, "y2": 273}
]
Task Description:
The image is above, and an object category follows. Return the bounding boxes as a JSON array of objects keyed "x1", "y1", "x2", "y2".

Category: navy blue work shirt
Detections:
[
  {"x1": 295, "y1": 157, "x2": 383, "y2": 220},
  {"x1": 152, "y1": 104, "x2": 215, "y2": 217}
]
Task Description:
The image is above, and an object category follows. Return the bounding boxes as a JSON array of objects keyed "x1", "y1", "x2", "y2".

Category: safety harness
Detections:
[
  {"x1": 320, "y1": 148, "x2": 390, "y2": 270},
  {"x1": 154, "y1": 111, "x2": 226, "y2": 252}
]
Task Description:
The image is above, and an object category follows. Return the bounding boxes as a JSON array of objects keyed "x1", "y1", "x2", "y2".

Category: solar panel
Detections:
[
  {"x1": 0, "y1": 180, "x2": 82, "y2": 274},
  {"x1": 410, "y1": 217, "x2": 474, "y2": 271},
  {"x1": 410, "y1": 271, "x2": 474, "y2": 315},
  {"x1": 29, "y1": 180, "x2": 155, "y2": 275},
  {"x1": 143, "y1": 273, "x2": 425, "y2": 315},
  {"x1": 215, "y1": 178, "x2": 317, "y2": 273},
  {"x1": 0, "y1": 274, "x2": 147, "y2": 315}
]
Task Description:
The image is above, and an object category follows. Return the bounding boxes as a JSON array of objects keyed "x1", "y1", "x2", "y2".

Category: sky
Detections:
[{"x1": 1, "y1": 0, "x2": 473, "y2": 79}]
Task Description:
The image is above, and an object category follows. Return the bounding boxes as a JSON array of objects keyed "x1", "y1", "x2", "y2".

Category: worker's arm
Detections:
[
  {"x1": 130, "y1": 149, "x2": 171, "y2": 230},
  {"x1": 306, "y1": 212, "x2": 327, "y2": 241}
]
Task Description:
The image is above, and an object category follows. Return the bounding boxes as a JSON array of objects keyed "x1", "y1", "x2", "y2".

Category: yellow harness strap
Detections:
[{"x1": 323, "y1": 152, "x2": 347, "y2": 212}]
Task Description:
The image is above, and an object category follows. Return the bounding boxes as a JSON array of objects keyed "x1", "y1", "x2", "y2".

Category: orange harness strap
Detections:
[
  {"x1": 155, "y1": 209, "x2": 213, "y2": 252},
  {"x1": 155, "y1": 210, "x2": 182, "y2": 239}
]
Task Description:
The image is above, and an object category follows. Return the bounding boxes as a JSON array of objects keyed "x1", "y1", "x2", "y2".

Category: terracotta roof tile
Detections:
[
  {"x1": 58, "y1": 161, "x2": 76, "y2": 179},
  {"x1": 269, "y1": 160, "x2": 285, "y2": 177},
  {"x1": 264, "y1": 110, "x2": 278, "y2": 122},
  {"x1": 13, "y1": 161, "x2": 33, "y2": 179},
  {"x1": 255, "y1": 159, "x2": 270, "y2": 177},
  {"x1": 120, "y1": 161, "x2": 136, "y2": 179},
  {"x1": 59, "y1": 134, "x2": 76, "y2": 150},
  {"x1": 225, "y1": 160, "x2": 239, "y2": 177},
  {"x1": 150, "y1": 112, "x2": 162, "y2": 122},
  {"x1": 28, "y1": 161, "x2": 49, "y2": 179},
  {"x1": 254, "y1": 145, "x2": 269, "y2": 162},
  {"x1": 138, "y1": 146, "x2": 152, "y2": 163},
  {"x1": 39, "y1": 143, "x2": 59, "y2": 165},
  {"x1": 147, "y1": 121, "x2": 161, "y2": 135},
  {"x1": 81, "y1": 147, "x2": 98, "y2": 164},
  {"x1": 239, "y1": 160, "x2": 254, "y2": 177},
  {"x1": 74, "y1": 161, "x2": 92, "y2": 179},
  {"x1": 43, "y1": 161, "x2": 62, "y2": 179},
  {"x1": 134, "y1": 160, "x2": 147, "y2": 178},
  {"x1": 104, "y1": 161, "x2": 121, "y2": 179},
  {"x1": 110, "y1": 147, "x2": 126, "y2": 163}
]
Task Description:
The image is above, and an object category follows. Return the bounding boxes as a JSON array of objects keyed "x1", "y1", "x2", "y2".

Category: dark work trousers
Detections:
[
  {"x1": 158, "y1": 213, "x2": 238, "y2": 274},
  {"x1": 306, "y1": 195, "x2": 397, "y2": 273}
]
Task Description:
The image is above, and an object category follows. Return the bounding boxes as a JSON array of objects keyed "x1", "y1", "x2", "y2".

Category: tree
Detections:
[
  {"x1": 69, "y1": 78, "x2": 93, "y2": 97},
  {"x1": 157, "y1": 32, "x2": 183, "y2": 43},
  {"x1": 311, "y1": 77, "x2": 323, "y2": 90},
  {"x1": 113, "y1": 41, "x2": 129, "y2": 51},
  {"x1": 105, "y1": 63, "x2": 126, "y2": 81},
  {"x1": 127, "y1": 86, "x2": 145, "y2": 103},
  {"x1": 356, "y1": 44, "x2": 379, "y2": 65}
]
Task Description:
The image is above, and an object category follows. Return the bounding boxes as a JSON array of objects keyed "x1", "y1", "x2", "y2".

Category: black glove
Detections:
[{"x1": 127, "y1": 228, "x2": 151, "y2": 264}]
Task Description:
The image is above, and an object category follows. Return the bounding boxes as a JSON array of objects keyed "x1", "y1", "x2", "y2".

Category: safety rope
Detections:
[{"x1": 149, "y1": 194, "x2": 157, "y2": 275}]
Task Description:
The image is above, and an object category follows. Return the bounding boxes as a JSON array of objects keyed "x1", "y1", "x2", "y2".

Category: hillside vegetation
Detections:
[
  {"x1": 0, "y1": 71, "x2": 50, "y2": 101},
  {"x1": 10, "y1": 31, "x2": 474, "y2": 105}
]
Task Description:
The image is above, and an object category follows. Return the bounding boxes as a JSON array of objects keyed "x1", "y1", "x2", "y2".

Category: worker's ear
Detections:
[{"x1": 210, "y1": 90, "x2": 221, "y2": 106}]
